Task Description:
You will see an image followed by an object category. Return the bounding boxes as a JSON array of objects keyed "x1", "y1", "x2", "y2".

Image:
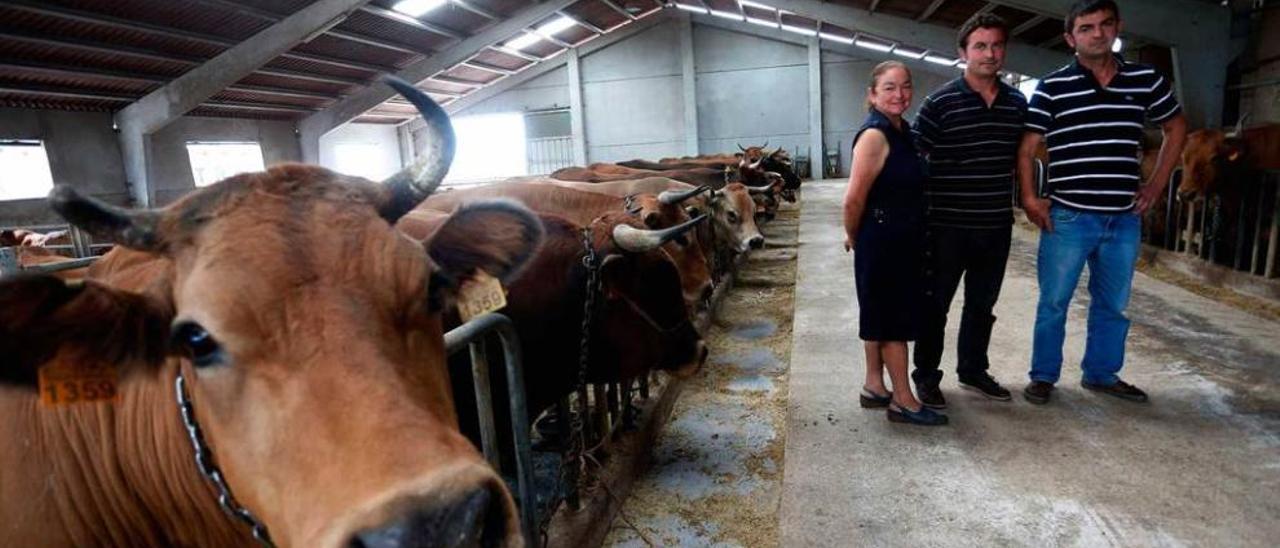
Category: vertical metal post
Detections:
[
  {"x1": 1198, "y1": 198, "x2": 1209, "y2": 259},
  {"x1": 469, "y1": 342, "x2": 501, "y2": 469},
  {"x1": 556, "y1": 396, "x2": 580, "y2": 510},
  {"x1": 1251, "y1": 177, "x2": 1268, "y2": 274},
  {"x1": 1164, "y1": 170, "x2": 1179, "y2": 250},
  {"x1": 1266, "y1": 178, "x2": 1280, "y2": 278},
  {"x1": 567, "y1": 48, "x2": 588, "y2": 166},
  {"x1": 592, "y1": 383, "x2": 609, "y2": 440},
  {"x1": 606, "y1": 382, "x2": 620, "y2": 433},
  {"x1": 0, "y1": 247, "x2": 20, "y2": 277}
]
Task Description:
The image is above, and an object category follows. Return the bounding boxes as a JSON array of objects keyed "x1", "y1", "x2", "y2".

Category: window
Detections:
[
  {"x1": 0, "y1": 140, "x2": 55, "y2": 201},
  {"x1": 186, "y1": 142, "x2": 265, "y2": 188},
  {"x1": 444, "y1": 113, "x2": 527, "y2": 185}
]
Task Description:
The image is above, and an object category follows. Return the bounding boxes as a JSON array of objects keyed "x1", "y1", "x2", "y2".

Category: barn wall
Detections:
[
  {"x1": 149, "y1": 117, "x2": 301, "y2": 206},
  {"x1": 319, "y1": 123, "x2": 402, "y2": 181},
  {"x1": 450, "y1": 18, "x2": 958, "y2": 177},
  {"x1": 1239, "y1": 8, "x2": 1280, "y2": 126},
  {"x1": 0, "y1": 108, "x2": 126, "y2": 225}
]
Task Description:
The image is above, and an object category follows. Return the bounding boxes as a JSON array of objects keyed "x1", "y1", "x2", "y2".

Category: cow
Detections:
[
  {"x1": 420, "y1": 182, "x2": 713, "y2": 312},
  {"x1": 0, "y1": 78, "x2": 539, "y2": 547},
  {"x1": 550, "y1": 164, "x2": 736, "y2": 189},
  {"x1": 397, "y1": 207, "x2": 707, "y2": 430},
  {"x1": 539, "y1": 177, "x2": 765, "y2": 254},
  {"x1": 1, "y1": 228, "x2": 70, "y2": 247}
]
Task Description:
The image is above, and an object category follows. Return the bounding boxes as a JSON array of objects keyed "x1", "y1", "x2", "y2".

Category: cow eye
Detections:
[
  {"x1": 727, "y1": 211, "x2": 740, "y2": 224},
  {"x1": 171, "y1": 321, "x2": 223, "y2": 368}
]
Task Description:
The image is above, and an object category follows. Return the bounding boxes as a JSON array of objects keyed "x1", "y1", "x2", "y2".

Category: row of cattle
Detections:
[{"x1": 0, "y1": 78, "x2": 800, "y2": 548}]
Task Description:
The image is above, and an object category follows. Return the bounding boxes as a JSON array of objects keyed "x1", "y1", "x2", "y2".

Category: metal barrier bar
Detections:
[
  {"x1": 1267, "y1": 178, "x2": 1280, "y2": 278},
  {"x1": 0, "y1": 247, "x2": 18, "y2": 276},
  {"x1": 443, "y1": 313, "x2": 537, "y2": 548},
  {"x1": 0, "y1": 248, "x2": 99, "y2": 278},
  {"x1": 468, "y1": 343, "x2": 501, "y2": 470}
]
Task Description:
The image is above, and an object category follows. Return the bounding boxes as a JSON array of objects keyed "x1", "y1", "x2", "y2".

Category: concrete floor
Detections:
[{"x1": 780, "y1": 179, "x2": 1280, "y2": 547}]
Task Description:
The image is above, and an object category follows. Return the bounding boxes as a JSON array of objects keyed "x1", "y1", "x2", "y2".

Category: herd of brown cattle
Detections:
[{"x1": 0, "y1": 78, "x2": 800, "y2": 547}]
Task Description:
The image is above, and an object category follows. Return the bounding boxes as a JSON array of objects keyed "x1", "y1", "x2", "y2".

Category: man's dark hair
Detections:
[
  {"x1": 1065, "y1": 0, "x2": 1120, "y2": 34},
  {"x1": 957, "y1": 13, "x2": 1008, "y2": 50}
]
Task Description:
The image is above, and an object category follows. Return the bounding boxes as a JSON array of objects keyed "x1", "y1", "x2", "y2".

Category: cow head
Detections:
[
  {"x1": 590, "y1": 212, "x2": 708, "y2": 379},
  {"x1": 0, "y1": 78, "x2": 541, "y2": 547},
  {"x1": 698, "y1": 183, "x2": 765, "y2": 252},
  {"x1": 1179, "y1": 129, "x2": 1247, "y2": 203}
]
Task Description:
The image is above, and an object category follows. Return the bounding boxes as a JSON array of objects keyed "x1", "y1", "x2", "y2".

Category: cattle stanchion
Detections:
[
  {"x1": 0, "y1": 247, "x2": 19, "y2": 276},
  {"x1": 443, "y1": 312, "x2": 537, "y2": 548}
]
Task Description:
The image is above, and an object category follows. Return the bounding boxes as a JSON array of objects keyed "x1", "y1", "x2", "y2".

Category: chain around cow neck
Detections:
[{"x1": 175, "y1": 372, "x2": 276, "y2": 547}]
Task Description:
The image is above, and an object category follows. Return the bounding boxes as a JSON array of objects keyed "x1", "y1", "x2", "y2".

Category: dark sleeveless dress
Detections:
[{"x1": 853, "y1": 109, "x2": 926, "y2": 341}]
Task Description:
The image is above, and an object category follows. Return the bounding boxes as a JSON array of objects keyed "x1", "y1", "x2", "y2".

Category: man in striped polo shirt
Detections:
[
  {"x1": 910, "y1": 13, "x2": 1025, "y2": 409},
  {"x1": 1017, "y1": 0, "x2": 1186, "y2": 405}
]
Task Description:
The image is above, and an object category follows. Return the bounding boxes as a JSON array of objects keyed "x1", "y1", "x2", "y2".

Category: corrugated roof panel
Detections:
[
  {"x1": 293, "y1": 34, "x2": 421, "y2": 69},
  {"x1": 263, "y1": 56, "x2": 380, "y2": 82},
  {"x1": 363, "y1": 0, "x2": 490, "y2": 34},
  {"x1": 471, "y1": 49, "x2": 534, "y2": 71},
  {"x1": 46, "y1": 0, "x2": 271, "y2": 41},
  {"x1": 210, "y1": 89, "x2": 332, "y2": 109},
  {"x1": 187, "y1": 105, "x2": 299, "y2": 121},
  {"x1": 0, "y1": 90, "x2": 125, "y2": 112},
  {"x1": 0, "y1": 38, "x2": 192, "y2": 77},
  {"x1": 336, "y1": 10, "x2": 454, "y2": 55},
  {"x1": 0, "y1": 71, "x2": 153, "y2": 96},
  {"x1": 0, "y1": 10, "x2": 228, "y2": 59},
  {"x1": 521, "y1": 40, "x2": 564, "y2": 59},
  {"x1": 563, "y1": 2, "x2": 628, "y2": 31},
  {"x1": 236, "y1": 73, "x2": 356, "y2": 96},
  {"x1": 440, "y1": 65, "x2": 502, "y2": 83}
]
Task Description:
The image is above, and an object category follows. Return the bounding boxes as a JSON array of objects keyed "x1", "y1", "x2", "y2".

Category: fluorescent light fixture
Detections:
[
  {"x1": 739, "y1": 0, "x2": 775, "y2": 10},
  {"x1": 504, "y1": 32, "x2": 542, "y2": 51},
  {"x1": 392, "y1": 0, "x2": 447, "y2": 17},
  {"x1": 781, "y1": 24, "x2": 816, "y2": 36},
  {"x1": 855, "y1": 38, "x2": 894, "y2": 52},
  {"x1": 746, "y1": 17, "x2": 779, "y2": 28},
  {"x1": 892, "y1": 47, "x2": 927, "y2": 59},
  {"x1": 536, "y1": 16, "x2": 577, "y2": 37},
  {"x1": 818, "y1": 32, "x2": 854, "y2": 45},
  {"x1": 1112, "y1": 37, "x2": 1123, "y2": 53},
  {"x1": 924, "y1": 54, "x2": 957, "y2": 66},
  {"x1": 674, "y1": 3, "x2": 709, "y2": 13},
  {"x1": 709, "y1": 9, "x2": 744, "y2": 20}
]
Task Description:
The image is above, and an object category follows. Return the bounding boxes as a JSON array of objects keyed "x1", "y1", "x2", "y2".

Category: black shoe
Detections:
[
  {"x1": 1081, "y1": 378, "x2": 1149, "y2": 403},
  {"x1": 887, "y1": 404, "x2": 949, "y2": 426},
  {"x1": 959, "y1": 374, "x2": 1012, "y2": 401},
  {"x1": 1023, "y1": 381, "x2": 1054, "y2": 405},
  {"x1": 859, "y1": 387, "x2": 892, "y2": 409},
  {"x1": 917, "y1": 385, "x2": 947, "y2": 409}
]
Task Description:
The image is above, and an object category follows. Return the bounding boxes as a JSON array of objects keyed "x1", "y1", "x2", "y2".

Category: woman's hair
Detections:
[{"x1": 864, "y1": 60, "x2": 910, "y2": 112}]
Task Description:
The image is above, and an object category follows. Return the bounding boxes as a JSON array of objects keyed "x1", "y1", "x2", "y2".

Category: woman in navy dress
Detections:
[{"x1": 842, "y1": 61, "x2": 947, "y2": 426}]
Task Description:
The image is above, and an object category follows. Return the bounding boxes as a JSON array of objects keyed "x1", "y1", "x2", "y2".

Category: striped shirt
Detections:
[
  {"x1": 913, "y1": 77, "x2": 1027, "y2": 229},
  {"x1": 1026, "y1": 55, "x2": 1181, "y2": 212}
]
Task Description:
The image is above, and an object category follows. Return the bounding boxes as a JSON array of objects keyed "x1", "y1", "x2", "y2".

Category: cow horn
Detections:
[
  {"x1": 737, "y1": 143, "x2": 747, "y2": 153},
  {"x1": 378, "y1": 75, "x2": 456, "y2": 222},
  {"x1": 745, "y1": 182, "x2": 774, "y2": 195},
  {"x1": 1228, "y1": 111, "x2": 1250, "y2": 138},
  {"x1": 612, "y1": 214, "x2": 708, "y2": 253},
  {"x1": 49, "y1": 185, "x2": 163, "y2": 251},
  {"x1": 658, "y1": 185, "x2": 710, "y2": 205}
]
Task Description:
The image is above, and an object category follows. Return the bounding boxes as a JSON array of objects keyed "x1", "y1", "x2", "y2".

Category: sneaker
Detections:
[
  {"x1": 959, "y1": 374, "x2": 1012, "y2": 401},
  {"x1": 917, "y1": 385, "x2": 947, "y2": 409},
  {"x1": 887, "y1": 404, "x2": 949, "y2": 426},
  {"x1": 1081, "y1": 378, "x2": 1149, "y2": 403},
  {"x1": 1023, "y1": 381, "x2": 1054, "y2": 405}
]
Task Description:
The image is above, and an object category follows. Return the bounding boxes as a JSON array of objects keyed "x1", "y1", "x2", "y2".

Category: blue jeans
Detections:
[{"x1": 1029, "y1": 206, "x2": 1141, "y2": 385}]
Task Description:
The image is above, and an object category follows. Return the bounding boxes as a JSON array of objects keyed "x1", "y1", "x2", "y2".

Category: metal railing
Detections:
[
  {"x1": 1160, "y1": 169, "x2": 1280, "y2": 279},
  {"x1": 527, "y1": 136, "x2": 574, "y2": 176},
  {"x1": 442, "y1": 313, "x2": 538, "y2": 548}
]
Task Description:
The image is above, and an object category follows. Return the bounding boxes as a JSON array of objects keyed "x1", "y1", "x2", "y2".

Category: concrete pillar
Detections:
[
  {"x1": 396, "y1": 123, "x2": 415, "y2": 167},
  {"x1": 808, "y1": 35, "x2": 823, "y2": 178},
  {"x1": 1173, "y1": 46, "x2": 1229, "y2": 129},
  {"x1": 567, "y1": 48, "x2": 588, "y2": 166},
  {"x1": 680, "y1": 14, "x2": 699, "y2": 156}
]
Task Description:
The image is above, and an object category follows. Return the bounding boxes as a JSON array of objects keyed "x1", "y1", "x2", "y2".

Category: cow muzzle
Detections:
[{"x1": 345, "y1": 483, "x2": 516, "y2": 548}]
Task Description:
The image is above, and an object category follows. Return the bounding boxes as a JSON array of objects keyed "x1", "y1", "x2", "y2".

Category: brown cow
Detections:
[
  {"x1": 1, "y1": 228, "x2": 69, "y2": 247},
  {"x1": 551, "y1": 164, "x2": 737, "y2": 189},
  {"x1": 421, "y1": 182, "x2": 713, "y2": 312},
  {"x1": 0, "y1": 78, "x2": 540, "y2": 547}
]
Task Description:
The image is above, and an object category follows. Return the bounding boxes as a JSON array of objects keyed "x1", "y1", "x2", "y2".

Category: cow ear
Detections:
[
  {"x1": 425, "y1": 199, "x2": 544, "y2": 303},
  {"x1": 0, "y1": 275, "x2": 171, "y2": 388},
  {"x1": 598, "y1": 254, "x2": 630, "y2": 301}
]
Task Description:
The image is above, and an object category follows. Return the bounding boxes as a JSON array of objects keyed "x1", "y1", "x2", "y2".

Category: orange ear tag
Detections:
[
  {"x1": 456, "y1": 271, "x2": 508, "y2": 323},
  {"x1": 38, "y1": 360, "x2": 119, "y2": 406}
]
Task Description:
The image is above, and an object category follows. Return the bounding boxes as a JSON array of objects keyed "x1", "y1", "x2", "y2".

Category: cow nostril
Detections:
[
  {"x1": 749, "y1": 236, "x2": 765, "y2": 249},
  {"x1": 349, "y1": 487, "x2": 503, "y2": 548}
]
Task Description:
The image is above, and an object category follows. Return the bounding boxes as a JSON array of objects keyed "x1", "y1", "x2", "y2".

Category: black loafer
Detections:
[
  {"x1": 859, "y1": 387, "x2": 892, "y2": 408},
  {"x1": 1081, "y1": 379, "x2": 1149, "y2": 403},
  {"x1": 887, "y1": 404, "x2": 949, "y2": 426},
  {"x1": 959, "y1": 374, "x2": 1012, "y2": 401}
]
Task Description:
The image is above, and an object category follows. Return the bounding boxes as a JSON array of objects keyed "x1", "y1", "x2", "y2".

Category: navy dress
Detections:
[{"x1": 853, "y1": 109, "x2": 926, "y2": 341}]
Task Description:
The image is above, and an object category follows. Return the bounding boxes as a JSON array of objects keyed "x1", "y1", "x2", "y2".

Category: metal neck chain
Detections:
[
  {"x1": 576, "y1": 227, "x2": 601, "y2": 394},
  {"x1": 175, "y1": 373, "x2": 275, "y2": 547}
]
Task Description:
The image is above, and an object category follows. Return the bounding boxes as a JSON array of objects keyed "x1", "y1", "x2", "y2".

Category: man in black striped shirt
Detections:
[
  {"x1": 910, "y1": 13, "x2": 1026, "y2": 408},
  {"x1": 1017, "y1": 0, "x2": 1187, "y2": 405}
]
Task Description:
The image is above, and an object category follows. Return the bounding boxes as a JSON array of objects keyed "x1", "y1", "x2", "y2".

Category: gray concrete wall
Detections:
[
  {"x1": 0, "y1": 109, "x2": 126, "y2": 225},
  {"x1": 319, "y1": 122, "x2": 401, "y2": 181},
  {"x1": 1240, "y1": 9, "x2": 1280, "y2": 126},
  {"x1": 149, "y1": 117, "x2": 301, "y2": 205},
  {"x1": 581, "y1": 21, "x2": 685, "y2": 162},
  {"x1": 694, "y1": 25, "x2": 809, "y2": 159}
]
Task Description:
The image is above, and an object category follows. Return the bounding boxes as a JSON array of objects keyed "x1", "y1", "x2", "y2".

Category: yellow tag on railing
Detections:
[
  {"x1": 38, "y1": 361, "x2": 118, "y2": 406},
  {"x1": 456, "y1": 271, "x2": 507, "y2": 323}
]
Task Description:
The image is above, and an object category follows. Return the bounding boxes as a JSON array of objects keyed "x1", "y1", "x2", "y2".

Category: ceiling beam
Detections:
[
  {"x1": 358, "y1": 5, "x2": 467, "y2": 40},
  {"x1": 768, "y1": 0, "x2": 1069, "y2": 75},
  {"x1": 451, "y1": 0, "x2": 499, "y2": 20},
  {"x1": 0, "y1": 59, "x2": 340, "y2": 101},
  {"x1": 559, "y1": 10, "x2": 607, "y2": 34},
  {"x1": 1011, "y1": 14, "x2": 1047, "y2": 36},
  {"x1": 192, "y1": 0, "x2": 428, "y2": 56},
  {"x1": 917, "y1": 0, "x2": 947, "y2": 22},
  {"x1": 600, "y1": 0, "x2": 639, "y2": 21},
  {"x1": 298, "y1": 0, "x2": 582, "y2": 159}
]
